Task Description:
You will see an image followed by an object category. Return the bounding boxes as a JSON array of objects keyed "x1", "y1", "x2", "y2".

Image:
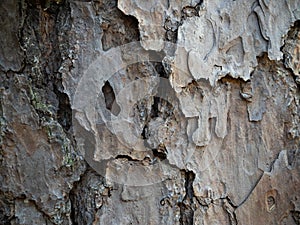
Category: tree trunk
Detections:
[{"x1": 0, "y1": 0, "x2": 299, "y2": 224}]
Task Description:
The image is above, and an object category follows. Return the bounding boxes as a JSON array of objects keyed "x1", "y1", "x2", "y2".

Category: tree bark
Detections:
[{"x1": 0, "y1": 0, "x2": 299, "y2": 224}]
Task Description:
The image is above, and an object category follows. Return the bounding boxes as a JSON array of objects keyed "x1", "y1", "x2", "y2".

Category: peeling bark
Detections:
[{"x1": 0, "y1": 0, "x2": 299, "y2": 224}]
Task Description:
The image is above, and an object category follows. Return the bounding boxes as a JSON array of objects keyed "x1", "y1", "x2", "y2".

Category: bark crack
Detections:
[{"x1": 178, "y1": 170, "x2": 195, "y2": 225}]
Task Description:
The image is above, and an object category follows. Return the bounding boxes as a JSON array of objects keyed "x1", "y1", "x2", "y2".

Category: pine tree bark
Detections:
[{"x1": 0, "y1": 0, "x2": 299, "y2": 224}]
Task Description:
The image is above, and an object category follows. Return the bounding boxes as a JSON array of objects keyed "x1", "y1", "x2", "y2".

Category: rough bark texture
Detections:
[{"x1": 0, "y1": 0, "x2": 299, "y2": 224}]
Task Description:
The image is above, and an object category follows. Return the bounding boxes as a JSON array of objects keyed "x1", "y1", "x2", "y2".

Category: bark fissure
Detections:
[{"x1": 179, "y1": 170, "x2": 195, "y2": 225}]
